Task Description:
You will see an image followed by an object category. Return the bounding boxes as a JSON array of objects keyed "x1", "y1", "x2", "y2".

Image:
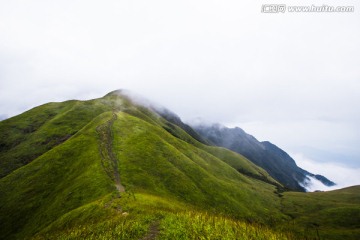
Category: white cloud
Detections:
[
  {"x1": 301, "y1": 176, "x2": 333, "y2": 192},
  {"x1": 291, "y1": 152, "x2": 360, "y2": 191}
]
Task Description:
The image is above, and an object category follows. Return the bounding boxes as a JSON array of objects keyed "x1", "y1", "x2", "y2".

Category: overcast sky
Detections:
[{"x1": 1, "y1": 1, "x2": 359, "y2": 187}]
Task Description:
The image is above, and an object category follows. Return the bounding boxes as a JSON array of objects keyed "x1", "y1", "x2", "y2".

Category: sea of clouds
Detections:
[{"x1": 292, "y1": 152, "x2": 360, "y2": 192}]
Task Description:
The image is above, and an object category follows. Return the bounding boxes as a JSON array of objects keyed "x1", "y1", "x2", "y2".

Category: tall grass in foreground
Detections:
[
  {"x1": 159, "y1": 211, "x2": 295, "y2": 240},
  {"x1": 32, "y1": 209, "x2": 296, "y2": 240},
  {"x1": 32, "y1": 214, "x2": 152, "y2": 240}
]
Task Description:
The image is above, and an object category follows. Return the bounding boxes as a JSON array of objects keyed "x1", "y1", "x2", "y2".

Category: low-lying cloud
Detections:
[{"x1": 291, "y1": 152, "x2": 360, "y2": 191}]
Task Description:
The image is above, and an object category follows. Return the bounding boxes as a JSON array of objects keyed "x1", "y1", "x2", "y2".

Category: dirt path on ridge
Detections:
[{"x1": 96, "y1": 112, "x2": 125, "y2": 194}]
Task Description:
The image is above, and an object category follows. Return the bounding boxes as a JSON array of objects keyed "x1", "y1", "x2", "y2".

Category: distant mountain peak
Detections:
[{"x1": 192, "y1": 124, "x2": 335, "y2": 192}]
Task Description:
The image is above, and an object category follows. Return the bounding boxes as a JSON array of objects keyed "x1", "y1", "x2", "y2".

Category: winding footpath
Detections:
[{"x1": 96, "y1": 112, "x2": 125, "y2": 195}]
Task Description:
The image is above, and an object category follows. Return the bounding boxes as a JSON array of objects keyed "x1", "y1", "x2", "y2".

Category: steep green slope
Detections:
[
  {"x1": 0, "y1": 93, "x2": 286, "y2": 239},
  {"x1": 112, "y1": 112, "x2": 283, "y2": 218},
  {"x1": 0, "y1": 99, "x2": 115, "y2": 178},
  {"x1": 0, "y1": 112, "x2": 115, "y2": 239},
  {"x1": 1, "y1": 90, "x2": 359, "y2": 240}
]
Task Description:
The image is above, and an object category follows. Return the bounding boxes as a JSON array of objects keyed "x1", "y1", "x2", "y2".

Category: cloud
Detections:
[
  {"x1": 0, "y1": 0, "x2": 359, "y2": 169},
  {"x1": 291, "y1": 152, "x2": 360, "y2": 191}
]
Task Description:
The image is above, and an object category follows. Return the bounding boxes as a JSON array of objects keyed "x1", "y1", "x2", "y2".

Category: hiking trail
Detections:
[{"x1": 96, "y1": 112, "x2": 125, "y2": 195}]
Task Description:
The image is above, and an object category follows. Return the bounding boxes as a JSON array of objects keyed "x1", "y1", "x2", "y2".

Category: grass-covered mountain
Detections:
[
  {"x1": 0, "y1": 90, "x2": 359, "y2": 239},
  {"x1": 193, "y1": 124, "x2": 335, "y2": 191}
]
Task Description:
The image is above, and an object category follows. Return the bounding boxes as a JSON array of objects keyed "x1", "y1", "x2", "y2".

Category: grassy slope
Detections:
[
  {"x1": 0, "y1": 93, "x2": 359, "y2": 239},
  {"x1": 113, "y1": 112, "x2": 283, "y2": 220},
  {"x1": 30, "y1": 109, "x2": 290, "y2": 239},
  {"x1": 121, "y1": 102, "x2": 279, "y2": 187},
  {"x1": 0, "y1": 95, "x2": 285, "y2": 239},
  {"x1": 31, "y1": 193, "x2": 293, "y2": 240},
  {"x1": 0, "y1": 98, "x2": 115, "y2": 178},
  {"x1": 0, "y1": 112, "x2": 115, "y2": 239},
  {"x1": 281, "y1": 186, "x2": 360, "y2": 239}
]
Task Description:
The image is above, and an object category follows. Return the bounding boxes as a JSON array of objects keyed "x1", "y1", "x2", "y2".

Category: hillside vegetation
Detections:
[
  {"x1": 281, "y1": 186, "x2": 360, "y2": 239},
  {"x1": 0, "y1": 90, "x2": 359, "y2": 239}
]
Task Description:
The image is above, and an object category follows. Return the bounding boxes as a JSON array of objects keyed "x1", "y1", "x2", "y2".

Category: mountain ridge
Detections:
[
  {"x1": 0, "y1": 90, "x2": 358, "y2": 240},
  {"x1": 192, "y1": 123, "x2": 335, "y2": 191},
  {"x1": 0, "y1": 91, "x2": 284, "y2": 239}
]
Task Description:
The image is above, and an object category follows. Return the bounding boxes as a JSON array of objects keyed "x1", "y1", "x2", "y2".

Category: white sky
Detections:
[{"x1": 0, "y1": 1, "x2": 359, "y2": 185}]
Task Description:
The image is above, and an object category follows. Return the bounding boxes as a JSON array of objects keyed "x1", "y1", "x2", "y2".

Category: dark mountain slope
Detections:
[
  {"x1": 193, "y1": 124, "x2": 335, "y2": 191},
  {"x1": 154, "y1": 108, "x2": 210, "y2": 145}
]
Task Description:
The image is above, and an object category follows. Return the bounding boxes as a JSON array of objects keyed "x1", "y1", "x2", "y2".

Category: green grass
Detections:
[
  {"x1": 112, "y1": 112, "x2": 284, "y2": 221},
  {"x1": 280, "y1": 186, "x2": 360, "y2": 239},
  {"x1": 32, "y1": 192, "x2": 295, "y2": 240},
  {"x1": 0, "y1": 99, "x2": 115, "y2": 178},
  {"x1": 0, "y1": 91, "x2": 359, "y2": 239},
  {"x1": 31, "y1": 194, "x2": 154, "y2": 240},
  {"x1": 159, "y1": 211, "x2": 294, "y2": 240}
]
